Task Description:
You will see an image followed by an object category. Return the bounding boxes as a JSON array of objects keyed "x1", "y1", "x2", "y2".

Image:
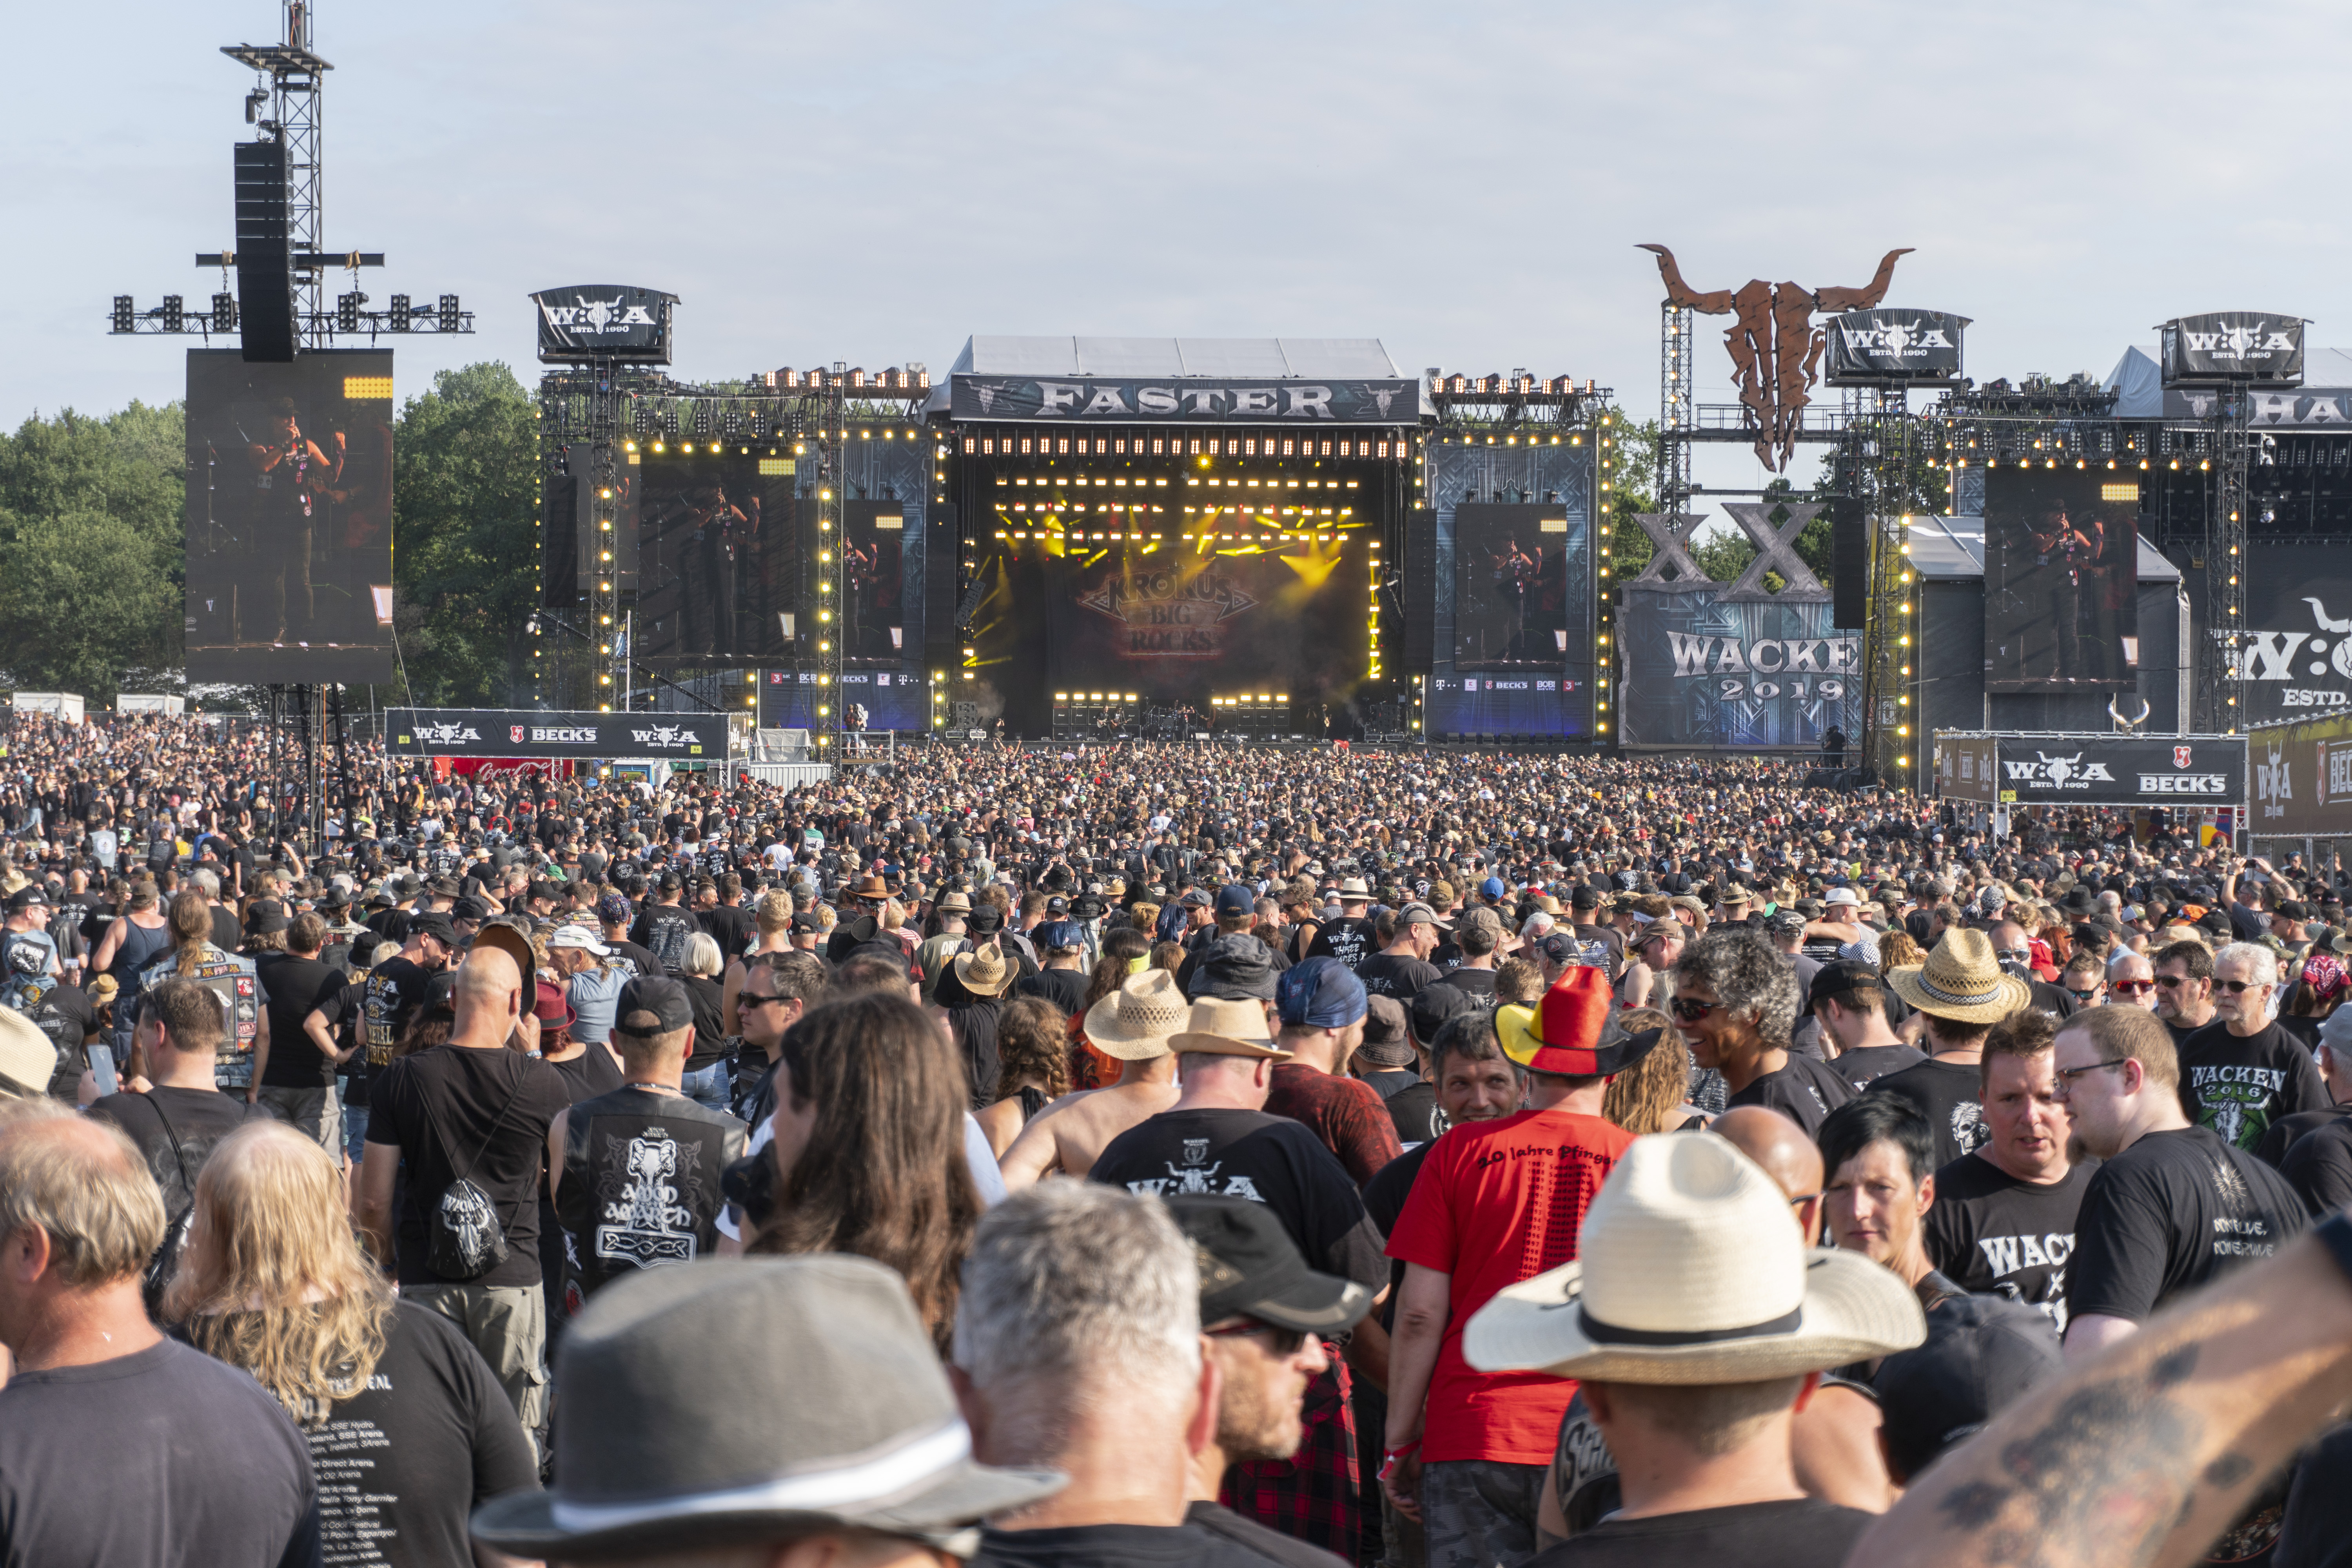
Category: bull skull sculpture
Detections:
[{"x1": 1639, "y1": 244, "x2": 1913, "y2": 471}]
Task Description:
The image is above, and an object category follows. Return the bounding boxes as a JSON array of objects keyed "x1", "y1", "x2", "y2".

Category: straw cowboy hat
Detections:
[
  {"x1": 0, "y1": 1007, "x2": 54, "y2": 1098},
  {"x1": 1494, "y1": 967, "x2": 1666, "y2": 1078},
  {"x1": 949, "y1": 942, "x2": 1014, "y2": 998},
  {"x1": 1465, "y1": 1134, "x2": 1925, "y2": 1385},
  {"x1": 1083, "y1": 969, "x2": 1190, "y2": 1061},
  {"x1": 1169, "y1": 997, "x2": 1293, "y2": 1061},
  {"x1": 1884, "y1": 928, "x2": 2033, "y2": 1025}
]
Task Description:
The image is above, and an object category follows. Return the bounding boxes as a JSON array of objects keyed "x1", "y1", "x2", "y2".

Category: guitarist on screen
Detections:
[{"x1": 1487, "y1": 537, "x2": 1539, "y2": 660}]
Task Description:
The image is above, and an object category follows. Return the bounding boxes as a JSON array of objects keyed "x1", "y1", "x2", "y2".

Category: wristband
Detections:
[{"x1": 2317, "y1": 1211, "x2": 2352, "y2": 1290}]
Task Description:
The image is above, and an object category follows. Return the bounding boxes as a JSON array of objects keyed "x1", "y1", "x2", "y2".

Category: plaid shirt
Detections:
[{"x1": 1219, "y1": 1352, "x2": 1360, "y2": 1563}]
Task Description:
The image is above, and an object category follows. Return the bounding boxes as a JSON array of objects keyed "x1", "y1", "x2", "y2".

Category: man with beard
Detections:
[{"x1": 2176, "y1": 943, "x2": 2332, "y2": 1154}]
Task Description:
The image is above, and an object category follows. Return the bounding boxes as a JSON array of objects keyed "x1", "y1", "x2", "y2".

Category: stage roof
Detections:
[
  {"x1": 1909, "y1": 514, "x2": 2180, "y2": 585},
  {"x1": 2104, "y1": 343, "x2": 2352, "y2": 418},
  {"x1": 948, "y1": 336, "x2": 1403, "y2": 379}
]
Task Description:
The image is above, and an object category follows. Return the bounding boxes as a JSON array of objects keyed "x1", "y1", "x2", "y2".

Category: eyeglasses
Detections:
[
  {"x1": 2110, "y1": 979, "x2": 2155, "y2": 995},
  {"x1": 1670, "y1": 997, "x2": 1721, "y2": 1023},
  {"x1": 2153, "y1": 974, "x2": 2187, "y2": 988},
  {"x1": 2216, "y1": 978, "x2": 2262, "y2": 994},
  {"x1": 1206, "y1": 1319, "x2": 1310, "y2": 1357},
  {"x1": 2064, "y1": 987, "x2": 2100, "y2": 1002},
  {"x1": 740, "y1": 993, "x2": 788, "y2": 1009},
  {"x1": 2056, "y1": 1058, "x2": 2129, "y2": 1084}
]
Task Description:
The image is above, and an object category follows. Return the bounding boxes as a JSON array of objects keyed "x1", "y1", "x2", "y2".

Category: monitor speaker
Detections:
[
  {"x1": 234, "y1": 140, "x2": 295, "y2": 362},
  {"x1": 1402, "y1": 511, "x2": 1436, "y2": 675},
  {"x1": 1830, "y1": 497, "x2": 1867, "y2": 631}
]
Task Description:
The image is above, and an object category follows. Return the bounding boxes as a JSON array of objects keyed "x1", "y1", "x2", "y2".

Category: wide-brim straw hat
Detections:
[
  {"x1": 1883, "y1": 928, "x2": 2033, "y2": 1024},
  {"x1": 951, "y1": 943, "x2": 1013, "y2": 997},
  {"x1": 1169, "y1": 997, "x2": 1292, "y2": 1061},
  {"x1": 0, "y1": 1007, "x2": 54, "y2": 1096},
  {"x1": 1084, "y1": 969, "x2": 1189, "y2": 1060},
  {"x1": 1465, "y1": 1134, "x2": 1925, "y2": 1385}
]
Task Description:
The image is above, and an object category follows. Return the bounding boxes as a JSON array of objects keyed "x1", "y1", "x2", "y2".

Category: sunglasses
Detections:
[
  {"x1": 2110, "y1": 979, "x2": 2155, "y2": 995},
  {"x1": 1206, "y1": 1319, "x2": 1310, "y2": 1357},
  {"x1": 739, "y1": 993, "x2": 789, "y2": 1009},
  {"x1": 1670, "y1": 997, "x2": 1722, "y2": 1023},
  {"x1": 2153, "y1": 974, "x2": 2188, "y2": 988},
  {"x1": 2065, "y1": 987, "x2": 2100, "y2": 1002},
  {"x1": 2217, "y1": 978, "x2": 2263, "y2": 994}
]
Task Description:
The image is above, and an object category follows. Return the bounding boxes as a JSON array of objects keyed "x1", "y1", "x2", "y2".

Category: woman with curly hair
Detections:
[
  {"x1": 1603, "y1": 1005, "x2": 1704, "y2": 1133},
  {"x1": 975, "y1": 995, "x2": 1073, "y2": 1156},
  {"x1": 168, "y1": 1121, "x2": 539, "y2": 1555}
]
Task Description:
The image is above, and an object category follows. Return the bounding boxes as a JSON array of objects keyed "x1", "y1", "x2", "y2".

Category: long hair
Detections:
[
  {"x1": 1603, "y1": 1007, "x2": 1690, "y2": 1134},
  {"x1": 167, "y1": 892, "x2": 213, "y2": 975},
  {"x1": 995, "y1": 996, "x2": 1072, "y2": 1100},
  {"x1": 1080, "y1": 927, "x2": 1154, "y2": 1016},
  {"x1": 747, "y1": 992, "x2": 980, "y2": 1352},
  {"x1": 165, "y1": 1121, "x2": 394, "y2": 1425}
]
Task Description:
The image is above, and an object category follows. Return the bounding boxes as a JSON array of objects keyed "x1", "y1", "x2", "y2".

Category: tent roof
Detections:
[{"x1": 948, "y1": 336, "x2": 1403, "y2": 379}]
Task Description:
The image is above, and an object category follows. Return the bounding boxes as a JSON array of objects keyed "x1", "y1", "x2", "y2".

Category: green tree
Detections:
[{"x1": 391, "y1": 363, "x2": 541, "y2": 705}]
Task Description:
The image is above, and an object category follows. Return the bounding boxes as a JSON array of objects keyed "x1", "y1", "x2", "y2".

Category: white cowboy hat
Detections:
[
  {"x1": 1464, "y1": 1133, "x2": 1924, "y2": 1385},
  {"x1": 1083, "y1": 969, "x2": 1189, "y2": 1062}
]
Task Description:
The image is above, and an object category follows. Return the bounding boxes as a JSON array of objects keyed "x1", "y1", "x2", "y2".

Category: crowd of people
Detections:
[{"x1": 0, "y1": 711, "x2": 2349, "y2": 1568}]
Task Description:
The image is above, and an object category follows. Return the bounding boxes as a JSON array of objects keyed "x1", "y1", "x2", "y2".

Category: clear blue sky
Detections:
[{"x1": 9, "y1": 0, "x2": 2347, "y2": 521}]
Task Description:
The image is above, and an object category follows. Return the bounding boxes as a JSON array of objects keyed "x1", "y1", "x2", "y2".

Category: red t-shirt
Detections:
[
  {"x1": 1264, "y1": 1063, "x2": 1405, "y2": 1185},
  {"x1": 1385, "y1": 1107, "x2": 1635, "y2": 1464}
]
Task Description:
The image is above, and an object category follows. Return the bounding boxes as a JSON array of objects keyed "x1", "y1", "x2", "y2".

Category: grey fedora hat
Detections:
[{"x1": 472, "y1": 1256, "x2": 1063, "y2": 1560}]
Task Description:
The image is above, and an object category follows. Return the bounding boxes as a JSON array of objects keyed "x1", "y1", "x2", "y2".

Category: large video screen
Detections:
[
  {"x1": 1617, "y1": 588, "x2": 1862, "y2": 750},
  {"x1": 184, "y1": 349, "x2": 396, "y2": 683},
  {"x1": 1984, "y1": 467, "x2": 2140, "y2": 692},
  {"x1": 840, "y1": 501, "x2": 910, "y2": 663},
  {"x1": 634, "y1": 453, "x2": 796, "y2": 661},
  {"x1": 1454, "y1": 503, "x2": 1570, "y2": 668},
  {"x1": 1042, "y1": 536, "x2": 1370, "y2": 714}
]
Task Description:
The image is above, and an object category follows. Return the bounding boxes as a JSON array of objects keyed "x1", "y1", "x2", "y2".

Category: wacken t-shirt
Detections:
[
  {"x1": 2175, "y1": 1020, "x2": 2333, "y2": 1154},
  {"x1": 1089, "y1": 1108, "x2": 1388, "y2": 1292},
  {"x1": 1869, "y1": 1057, "x2": 1990, "y2": 1169},
  {"x1": 1306, "y1": 916, "x2": 1380, "y2": 972},
  {"x1": 2067, "y1": 1125, "x2": 2308, "y2": 1325},
  {"x1": 1920, "y1": 1152, "x2": 2098, "y2": 1333},
  {"x1": 1354, "y1": 951, "x2": 1444, "y2": 1003}
]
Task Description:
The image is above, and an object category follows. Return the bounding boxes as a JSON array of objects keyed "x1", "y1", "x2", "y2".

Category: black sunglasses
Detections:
[
  {"x1": 2217, "y1": 978, "x2": 2263, "y2": 994},
  {"x1": 739, "y1": 993, "x2": 789, "y2": 1009},
  {"x1": 1670, "y1": 997, "x2": 1722, "y2": 1023},
  {"x1": 1206, "y1": 1319, "x2": 1310, "y2": 1357}
]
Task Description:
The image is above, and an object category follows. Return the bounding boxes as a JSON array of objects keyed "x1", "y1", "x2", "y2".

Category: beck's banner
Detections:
[
  {"x1": 1617, "y1": 590, "x2": 1860, "y2": 750},
  {"x1": 951, "y1": 375, "x2": 1419, "y2": 424},
  {"x1": 2248, "y1": 716, "x2": 2352, "y2": 834},
  {"x1": 1988, "y1": 735, "x2": 2245, "y2": 806},
  {"x1": 1934, "y1": 733, "x2": 1999, "y2": 803},
  {"x1": 529, "y1": 285, "x2": 678, "y2": 364},
  {"x1": 389, "y1": 709, "x2": 728, "y2": 760},
  {"x1": 1824, "y1": 309, "x2": 1968, "y2": 384},
  {"x1": 2159, "y1": 313, "x2": 2306, "y2": 385}
]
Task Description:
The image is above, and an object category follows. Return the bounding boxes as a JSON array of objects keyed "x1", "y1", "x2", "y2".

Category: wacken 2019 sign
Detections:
[
  {"x1": 1638, "y1": 243, "x2": 1915, "y2": 471},
  {"x1": 950, "y1": 376, "x2": 1419, "y2": 424}
]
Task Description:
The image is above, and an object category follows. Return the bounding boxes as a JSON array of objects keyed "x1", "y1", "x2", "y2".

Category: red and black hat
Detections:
[{"x1": 1494, "y1": 967, "x2": 1666, "y2": 1077}]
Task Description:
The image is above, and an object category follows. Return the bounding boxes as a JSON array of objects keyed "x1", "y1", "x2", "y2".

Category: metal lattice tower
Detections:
[
  {"x1": 1659, "y1": 303, "x2": 1693, "y2": 517},
  {"x1": 1851, "y1": 385, "x2": 1917, "y2": 783},
  {"x1": 811, "y1": 368, "x2": 847, "y2": 756},
  {"x1": 2210, "y1": 390, "x2": 2253, "y2": 733},
  {"x1": 588, "y1": 371, "x2": 624, "y2": 710},
  {"x1": 224, "y1": 2, "x2": 329, "y2": 347}
]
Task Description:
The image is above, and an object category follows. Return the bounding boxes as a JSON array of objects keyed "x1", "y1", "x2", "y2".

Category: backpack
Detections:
[
  {"x1": 420, "y1": 1062, "x2": 526, "y2": 1281},
  {"x1": 137, "y1": 1094, "x2": 199, "y2": 1314}
]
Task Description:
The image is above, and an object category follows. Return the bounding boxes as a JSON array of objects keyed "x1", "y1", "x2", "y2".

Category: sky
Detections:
[{"x1": 9, "y1": 0, "x2": 2351, "y2": 528}]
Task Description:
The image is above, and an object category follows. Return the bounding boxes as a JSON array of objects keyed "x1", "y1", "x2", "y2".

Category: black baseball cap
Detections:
[
  {"x1": 1166, "y1": 1196, "x2": 1373, "y2": 1336},
  {"x1": 409, "y1": 912, "x2": 459, "y2": 947},
  {"x1": 1874, "y1": 1295, "x2": 2060, "y2": 1481},
  {"x1": 1807, "y1": 959, "x2": 1882, "y2": 1011},
  {"x1": 1408, "y1": 984, "x2": 1486, "y2": 1046},
  {"x1": 615, "y1": 975, "x2": 695, "y2": 1038}
]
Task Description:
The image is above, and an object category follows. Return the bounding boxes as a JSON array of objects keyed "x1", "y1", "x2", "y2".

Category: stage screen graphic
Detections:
[
  {"x1": 1040, "y1": 537, "x2": 1370, "y2": 723},
  {"x1": 1454, "y1": 503, "x2": 1569, "y2": 668},
  {"x1": 840, "y1": 501, "x2": 909, "y2": 663},
  {"x1": 185, "y1": 348, "x2": 396, "y2": 683},
  {"x1": 633, "y1": 452, "x2": 796, "y2": 661},
  {"x1": 2238, "y1": 541, "x2": 2352, "y2": 727},
  {"x1": 1983, "y1": 467, "x2": 2140, "y2": 692},
  {"x1": 1617, "y1": 589, "x2": 1861, "y2": 750}
]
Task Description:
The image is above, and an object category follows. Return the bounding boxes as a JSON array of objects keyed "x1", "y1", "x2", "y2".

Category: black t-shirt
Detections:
[
  {"x1": 1434, "y1": 966, "x2": 1499, "y2": 1005},
  {"x1": 2281, "y1": 1118, "x2": 2352, "y2": 1218},
  {"x1": 365, "y1": 1046, "x2": 570, "y2": 1288},
  {"x1": 547, "y1": 1042, "x2": 626, "y2": 1103},
  {"x1": 1305, "y1": 916, "x2": 1379, "y2": 971},
  {"x1": 15, "y1": 976, "x2": 97, "y2": 1098},
  {"x1": 280, "y1": 1301, "x2": 538, "y2": 1567},
  {"x1": 1014, "y1": 965, "x2": 1090, "y2": 1017},
  {"x1": 2068, "y1": 1125, "x2": 2309, "y2": 1325},
  {"x1": 2253, "y1": 1102, "x2": 2352, "y2": 1169},
  {"x1": 1726, "y1": 1052, "x2": 1857, "y2": 1138},
  {"x1": 209, "y1": 904, "x2": 242, "y2": 954},
  {"x1": 680, "y1": 974, "x2": 730, "y2": 1069},
  {"x1": 2176, "y1": 1020, "x2": 2334, "y2": 1154},
  {"x1": 0, "y1": 1337, "x2": 320, "y2": 1568},
  {"x1": 1379, "y1": 1078, "x2": 1445, "y2": 1147},
  {"x1": 2277, "y1": 1420, "x2": 2352, "y2": 1568},
  {"x1": 1360, "y1": 1137, "x2": 1433, "y2": 1328},
  {"x1": 256, "y1": 953, "x2": 347, "y2": 1087},
  {"x1": 1870, "y1": 1057, "x2": 1991, "y2": 1169},
  {"x1": 1526, "y1": 1498, "x2": 1874, "y2": 1568},
  {"x1": 698, "y1": 902, "x2": 754, "y2": 957},
  {"x1": 630, "y1": 905, "x2": 699, "y2": 975},
  {"x1": 319, "y1": 955, "x2": 435, "y2": 1072},
  {"x1": 1572, "y1": 921, "x2": 1624, "y2": 978},
  {"x1": 91, "y1": 1085, "x2": 269, "y2": 1216},
  {"x1": 1920, "y1": 1152, "x2": 2098, "y2": 1333},
  {"x1": 1356, "y1": 952, "x2": 1443, "y2": 1003},
  {"x1": 1092, "y1": 1108, "x2": 1388, "y2": 1292},
  {"x1": 972, "y1": 1521, "x2": 1273, "y2": 1568},
  {"x1": 557, "y1": 1085, "x2": 748, "y2": 1302},
  {"x1": 601, "y1": 938, "x2": 663, "y2": 982},
  {"x1": 1184, "y1": 1501, "x2": 1350, "y2": 1568},
  {"x1": 1827, "y1": 1041, "x2": 1927, "y2": 1094}
]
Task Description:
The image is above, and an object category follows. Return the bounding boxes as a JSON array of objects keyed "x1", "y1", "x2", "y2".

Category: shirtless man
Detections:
[{"x1": 998, "y1": 969, "x2": 1185, "y2": 1186}]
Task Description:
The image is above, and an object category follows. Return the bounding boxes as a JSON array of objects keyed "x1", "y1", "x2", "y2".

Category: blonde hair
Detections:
[
  {"x1": 0, "y1": 1105, "x2": 165, "y2": 1286},
  {"x1": 1602, "y1": 1008, "x2": 1689, "y2": 1135},
  {"x1": 165, "y1": 1122, "x2": 395, "y2": 1425},
  {"x1": 755, "y1": 892, "x2": 794, "y2": 935}
]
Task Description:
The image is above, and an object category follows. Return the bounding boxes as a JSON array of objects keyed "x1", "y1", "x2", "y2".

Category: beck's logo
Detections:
[
  {"x1": 2140, "y1": 773, "x2": 2231, "y2": 795},
  {"x1": 2175, "y1": 746, "x2": 2193, "y2": 768},
  {"x1": 511, "y1": 726, "x2": 526, "y2": 745}
]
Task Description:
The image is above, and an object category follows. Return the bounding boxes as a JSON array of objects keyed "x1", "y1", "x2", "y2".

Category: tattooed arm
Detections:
[{"x1": 1848, "y1": 1222, "x2": 2352, "y2": 1568}]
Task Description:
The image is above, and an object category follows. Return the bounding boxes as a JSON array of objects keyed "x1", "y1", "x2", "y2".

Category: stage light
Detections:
[
  {"x1": 212, "y1": 292, "x2": 237, "y2": 330},
  {"x1": 162, "y1": 295, "x2": 184, "y2": 332},
  {"x1": 111, "y1": 295, "x2": 134, "y2": 334},
  {"x1": 438, "y1": 294, "x2": 460, "y2": 332}
]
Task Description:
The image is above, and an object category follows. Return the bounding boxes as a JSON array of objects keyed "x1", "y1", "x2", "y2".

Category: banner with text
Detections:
[
  {"x1": 388, "y1": 708, "x2": 729, "y2": 760},
  {"x1": 1986, "y1": 734, "x2": 2244, "y2": 806},
  {"x1": 2249, "y1": 715, "x2": 2352, "y2": 835},
  {"x1": 951, "y1": 375, "x2": 1420, "y2": 424},
  {"x1": 1617, "y1": 589, "x2": 1860, "y2": 750}
]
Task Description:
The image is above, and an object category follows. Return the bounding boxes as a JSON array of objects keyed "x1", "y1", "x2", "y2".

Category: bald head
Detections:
[
  {"x1": 1712, "y1": 1105, "x2": 1824, "y2": 1201},
  {"x1": 451, "y1": 946, "x2": 523, "y2": 1048}
]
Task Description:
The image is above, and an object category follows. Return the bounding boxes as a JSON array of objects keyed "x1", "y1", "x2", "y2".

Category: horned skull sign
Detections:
[{"x1": 1640, "y1": 244, "x2": 1913, "y2": 472}]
